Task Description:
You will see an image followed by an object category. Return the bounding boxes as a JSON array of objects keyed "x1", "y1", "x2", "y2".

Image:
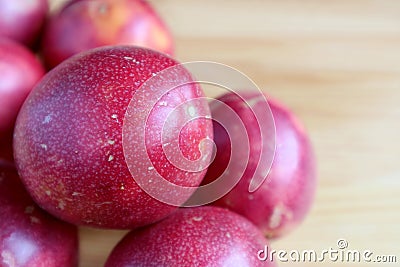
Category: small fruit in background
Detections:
[
  {"x1": 203, "y1": 92, "x2": 317, "y2": 238},
  {"x1": 0, "y1": 161, "x2": 79, "y2": 267},
  {"x1": 41, "y1": 0, "x2": 174, "y2": 68},
  {"x1": 105, "y1": 206, "x2": 276, "y2": 267},
  {"x1": 14, "y1": 46, "x2": 213, "y2": 229},
  {"x1": 0, "y1": 0, "x2": 48, "y2": 46},
  {"x1": 0, "y1": 38, "x2": 45, "y2": 139}
]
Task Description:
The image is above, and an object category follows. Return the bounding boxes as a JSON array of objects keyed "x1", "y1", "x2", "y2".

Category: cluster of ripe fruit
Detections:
[{"x1": 0, "y1": 0, "x2": 316, "y2": 266}]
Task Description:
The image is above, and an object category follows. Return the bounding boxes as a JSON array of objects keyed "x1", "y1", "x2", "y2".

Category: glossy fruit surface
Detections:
[
  {"x1": 0, "y1": 0, "x2": 48, "y2": 45},
  {"x1": 105, "y1": 206, "x2": 275, "y2": 267},
  {"x1": 0, "y1": 162, "x2": 78, "y2": 267},
  {"x1": 14, "y1": 46, "x2": 212, "y2": 229},
  {"x1": 42, "y1": 0, "x2": 174, "y2": 68},
  {"x1": 204, "y1": 92, "x2": 317, "y2": 238},
  {"x1": 0, "y1": 38, "x2": 45, "y2": 138}
]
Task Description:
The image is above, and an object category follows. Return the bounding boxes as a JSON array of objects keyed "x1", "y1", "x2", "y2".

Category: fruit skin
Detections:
[
  {"x1": 0, "y1": 38, "x2": 45, "y2": 139},
  {"x1": 105, "y1": 206, "x2": 275, "y2": 267},
  {"x1": 0, "y1": 0, "x2": 48, "y2": 46},
  {"x1": 0, "y1": 161, "x2": 79, "y2": 267},
  {"x1": 203, "y1": 92, "x2": 317, "y2": 238},
  {"x1": 14, "y1": 46, "x2": 212, "y2": 229},
  {"x1": 41, "y1": 0, "x2": 174, "y2": 68}
]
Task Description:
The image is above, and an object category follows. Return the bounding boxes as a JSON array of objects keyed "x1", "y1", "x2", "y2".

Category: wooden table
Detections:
[{"x1": 49, "y1": 1, "x2": 400, "y2": 266}]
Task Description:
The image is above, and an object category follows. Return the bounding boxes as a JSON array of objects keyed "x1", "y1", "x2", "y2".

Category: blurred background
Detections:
[{"x1": 49, "y1": 0, "x2": 400, "y2": 266}]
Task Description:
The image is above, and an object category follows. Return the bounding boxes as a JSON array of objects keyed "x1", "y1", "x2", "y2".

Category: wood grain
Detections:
[{"x1": 48, "y1": 1, "x2": 400, "y2": 266}]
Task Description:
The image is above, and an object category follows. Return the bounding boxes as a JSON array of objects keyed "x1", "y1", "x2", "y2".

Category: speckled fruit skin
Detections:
[
  {"x1": 0, "y1": 162, "x2": 79, "y2": 267},
  {"x1": 203, "y1": 92, "x2": 317, "y2": 239},
  {"x1": 0, "y1": 0, "x2": 48, "y2": 46},
  {"x1": 105, "y1": 206, "x2": 275, "y2": 267},
  {"x1": 14, "y1": 46, "x2": 212, "y2": 229},
  {"x1": 0, "y1": 38, "x2": 45, "y2": 139},
  {"x1": 41, "y1": 0, "x2": 174, "y2": 68}
]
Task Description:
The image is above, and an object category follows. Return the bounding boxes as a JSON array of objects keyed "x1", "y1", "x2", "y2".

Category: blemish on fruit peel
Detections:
[
  {"x1": 24, "y1": 206, "x2": 35, "y2": 214},
  {"x1": 95, "y1": 202, "x2": 112, "y2": 207},
  {"x1": 192, "y1": 216, "x2": 203, "y2": 222},
  {"x1": 30, "y1": 216, "x2": 40, "y2": 224},
  {"x1": 108, "y1": 140, "x2": 115, "y2": 145},
  {"x1": 269, "y1": 203, "x2": 292, "y2": 229},
  {"x1": 42, "y1": 115, "x2": 51, "y2": 124},
  {"x1": 58, "y1": 202, "x2": 65, "y2": 210}
]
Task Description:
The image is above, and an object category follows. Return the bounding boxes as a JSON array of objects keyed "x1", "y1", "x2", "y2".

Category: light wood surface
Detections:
[{"x1": 49, "y1": 1, "x2": 400, "y2": 266}]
